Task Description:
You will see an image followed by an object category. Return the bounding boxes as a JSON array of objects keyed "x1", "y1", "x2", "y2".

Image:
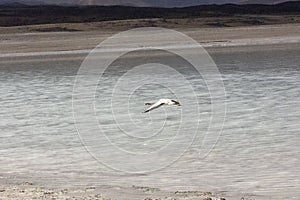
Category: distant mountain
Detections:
[
  {"x1": 1, "y1": 0, "x2": 299, "y2": 27},
  {"x1": 0, "y1": 0, "x2": 48, "y2": 5},
  {"x1": 240, "y1": 0, "x2": 297, "y2": 4},
  {"x1": 0, "y1": 0, "x2": 298, "y2": 7},
  {"x1": 74, "y1": 0, "x2": 237, "y2": 7}
]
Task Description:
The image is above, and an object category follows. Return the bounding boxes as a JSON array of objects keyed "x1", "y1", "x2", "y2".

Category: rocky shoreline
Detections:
[{"x1": 0, "y1": 183, "x2": 230, "y2": 200}]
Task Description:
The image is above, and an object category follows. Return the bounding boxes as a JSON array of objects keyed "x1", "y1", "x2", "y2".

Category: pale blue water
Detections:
[{"x1": 0, "y1": 46, "x2": 299, "y2": 199}]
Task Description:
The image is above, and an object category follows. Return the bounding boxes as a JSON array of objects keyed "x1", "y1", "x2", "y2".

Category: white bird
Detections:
[{"x1": 143, "y1": 99, "x2": 181, "y2": 113}]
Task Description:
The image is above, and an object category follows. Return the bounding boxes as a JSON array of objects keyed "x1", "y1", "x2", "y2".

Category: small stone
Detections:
[
  {"x1": 23, "y1": 181, "x2": 33, "y2": 185},
  {"x1": 44, "y1": 191, "x2": 54, "y2": 195},
  {"x1": 203, "y1": 192, "x2": 212, "y2": 196},
  {"x1": 60, "y1": 190, "x2": 67, "y2": 194}
]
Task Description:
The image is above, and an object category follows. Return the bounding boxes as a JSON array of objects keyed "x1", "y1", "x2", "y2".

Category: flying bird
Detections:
[{"x1": 143, "y1": 99, "x2": 181, "y2": 113}]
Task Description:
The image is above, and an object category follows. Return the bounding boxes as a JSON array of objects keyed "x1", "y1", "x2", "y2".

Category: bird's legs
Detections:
[{"x1": 145, "y1": 102, "x2": 155, "y2": 105}]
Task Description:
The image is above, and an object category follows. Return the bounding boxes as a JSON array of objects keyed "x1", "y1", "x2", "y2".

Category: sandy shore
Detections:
[
  {"x1": 0, "y1": 185, "x2": 109, "y2": 200},
  {"x1": 0, "y1": 22, "x2": 299, "y2": 56}
]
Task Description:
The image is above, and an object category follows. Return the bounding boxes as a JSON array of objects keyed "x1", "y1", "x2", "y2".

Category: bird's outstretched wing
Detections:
[{"x1": 144, "y1": 101, "x2": 164, "y2": 113}]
